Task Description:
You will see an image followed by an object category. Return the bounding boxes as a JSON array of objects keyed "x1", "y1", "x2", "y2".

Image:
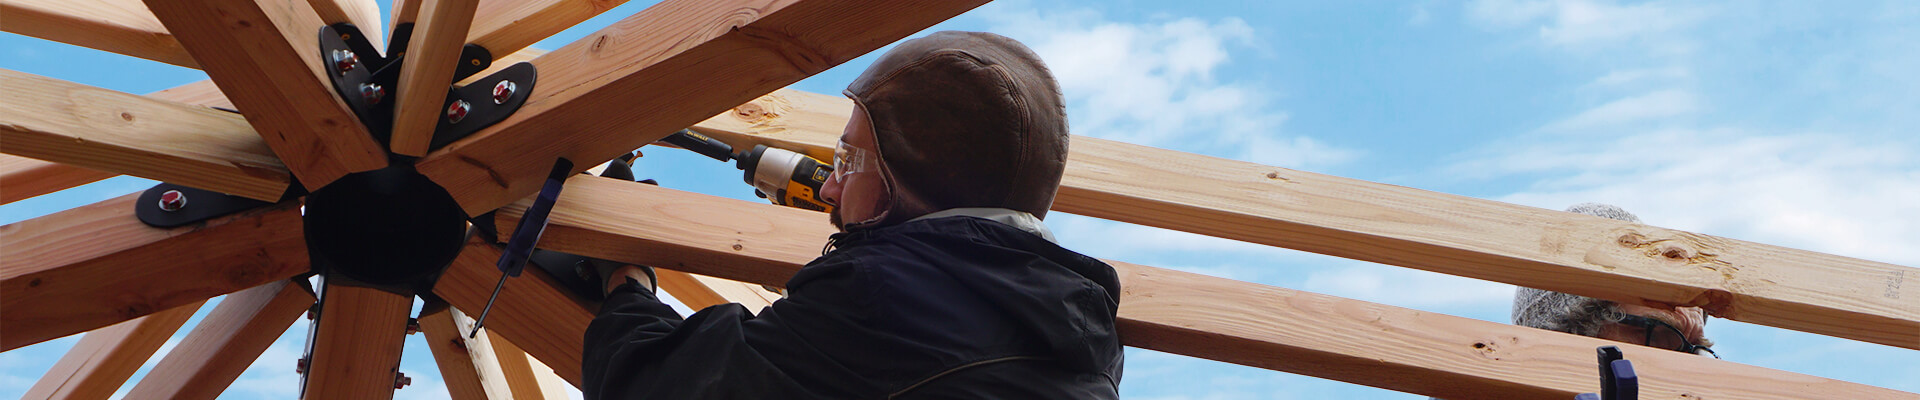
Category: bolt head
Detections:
[
  {"x1": 359, "y1": 83, "x2": 385, "y2": 105},
  {"x1": 446, "y1": 99, "x2": 471, "y2": 123},
  {"x1": 296, "y1": 357, "x2": 308, "y2": 374},
  {"x1": 405, "y1": 318, "x2": 420, "y2": 335},
  {"x1": 331, "y1": 50, "x2": 359, "y2": 74},
  {"x1": 492, "y1": 80, "x2": 516, "y2": 104},
  {"x1": 158, "y1": 190, "x2": 187, "y2": 212},
  {"x1": 394, "y1": 372, "x2": 412, "y2": 389}
]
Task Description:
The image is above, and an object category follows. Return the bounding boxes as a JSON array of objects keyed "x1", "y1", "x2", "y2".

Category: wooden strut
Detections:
[
  {"x1": 419, "y1": 302, "x2": 516, "y2": 400},
  {"x1": 23, "y1": 299, "x2": 205, "y2": 399},
  {"x1": 686, "y1": 89, "x2": 1920, "y2": 350},
  {"x1": 482, "y1": 176, "x2": 1917, "y2": 400},
  {"x1": 124, "y1": 280, "x2": 315, "y2": 400}
]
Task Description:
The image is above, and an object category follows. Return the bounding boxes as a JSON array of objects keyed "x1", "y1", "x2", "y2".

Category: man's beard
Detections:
[{"x1": 828, "y1": 207, "x2": 844, "y2": 232}]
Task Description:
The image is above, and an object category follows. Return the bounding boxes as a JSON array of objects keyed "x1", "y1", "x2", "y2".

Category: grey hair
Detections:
[{"x1": 1511, "y1": 203, "x2": 1641, "y2": 336}]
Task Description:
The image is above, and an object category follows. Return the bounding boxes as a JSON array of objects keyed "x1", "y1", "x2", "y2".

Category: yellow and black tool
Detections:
[{"x1": 659, "y1": 130, "x2": 835, "y2": 213}]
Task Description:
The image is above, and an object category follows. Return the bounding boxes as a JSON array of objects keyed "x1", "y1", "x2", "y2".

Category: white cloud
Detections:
[
  {"x1": 1467, "y1": 0, "x2": 1706, "y2": 52},
  {"x1": 1544, "y1": 89, "x2": 1698, "y2": 131},
  {"x1": 976, "y1": 3, "x2": 1357, "y2": 170},
  {"x1": 1585, "y1": 66, "x2": 1690, "y2": 88}
]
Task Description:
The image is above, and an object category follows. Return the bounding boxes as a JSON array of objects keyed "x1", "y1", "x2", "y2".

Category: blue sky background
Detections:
[{"x1": 4, "y1": 0, "x2": 1917, "y2": 398}]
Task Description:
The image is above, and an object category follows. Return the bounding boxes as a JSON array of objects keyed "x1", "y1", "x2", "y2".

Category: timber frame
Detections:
[{"x1": 1, "y1": 1, "x2": 1915, "y2": 399}]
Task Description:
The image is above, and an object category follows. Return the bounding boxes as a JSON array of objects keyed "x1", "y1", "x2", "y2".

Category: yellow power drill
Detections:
[{"x1": 659, "y1": 130, "x2": 835, "y2": 213}]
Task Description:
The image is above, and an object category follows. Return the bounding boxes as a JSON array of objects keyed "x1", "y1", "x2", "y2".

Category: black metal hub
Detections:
[{"x1": 302, "y1": 166, "x2": 467, "y2": 289}]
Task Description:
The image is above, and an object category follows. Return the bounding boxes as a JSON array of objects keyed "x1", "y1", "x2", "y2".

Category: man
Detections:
[
  {"x1": 1512, "y1": 203, "x2": 1717, "y2": 357},
  {"x1": 582, "y1": 31, "x2": 1124, "y2": 399}
]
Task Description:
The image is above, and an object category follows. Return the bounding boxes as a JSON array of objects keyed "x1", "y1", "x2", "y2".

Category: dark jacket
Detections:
[{"x1": 582, "y1": 215, "x2": 1125, "y2": 399}]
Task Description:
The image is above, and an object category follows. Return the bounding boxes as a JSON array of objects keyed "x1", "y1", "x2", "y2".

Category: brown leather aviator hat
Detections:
[{"x1": 845, "y1": 31, "x2": 1069, "y2": 226}]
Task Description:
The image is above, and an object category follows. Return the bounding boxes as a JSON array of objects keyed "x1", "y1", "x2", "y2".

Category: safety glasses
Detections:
[
  {"x1": 1618, "y1": 314, "x2": 1719, "y2": 358},
  {"x1": 832, "y1": 139, "x2": 875, "y2": 183}
]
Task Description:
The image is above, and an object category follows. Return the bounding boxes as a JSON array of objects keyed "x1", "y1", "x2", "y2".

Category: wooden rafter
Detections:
[
  {"x1": 414, "y1": 0, "x2": 991, "y2": 216},
  {"x1": 418, "y1": 303, "x2": 513, "y2": 400},
  {"x1": 688, "y1": 89, "x2": 1920, "y2": 350},
  {"x1": 0, "y1": 192, "x2": 307, "y2": 351},
  {"x1": 389, "y1": 0, "x2": 481, "y2": 156},
  {"x1": 466, "y1": 0, "x2": 631, "y2": 59},
  {"x1": 23, "y1": 299, "x2": 204, "y2": 399},
  {"x1": 656, "y1": 269, "x2": 778, "y2": 312},
  {"x1": 303, "y1": 0, "x2": 383, "y2": 48},
  {"x1": 490, "y1": 176, "x2": 1916, "y2": 398},
  {"x1": 0, "y1": 155, "x2": 115, "y2": 205},
  {"x1": 491, "y1": 331, "x2": 560, "y2": 399},
  {"x1": 0, "y1": 70, "x2": 290, "y2": 201},
  {"x1": 124, "y1": 281, "x2": 314, "y2": 400},
  {"x1": 434, "y1": 236, "x2": 594, "y2": 387},
  {"x1": 302, "y1": 282, "x2": 411, "y2": 399},
  {"x1": 0, "y1": 0, "x2": 198, "y2": 68},
  {"x1": 143, "y1": 0, "x2": 389, "y2": 190}
]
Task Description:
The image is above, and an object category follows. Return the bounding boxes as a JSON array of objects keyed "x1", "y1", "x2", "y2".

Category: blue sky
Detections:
[{"x1": 4, "y1": 0, "x2": 1917, "y2": 398}]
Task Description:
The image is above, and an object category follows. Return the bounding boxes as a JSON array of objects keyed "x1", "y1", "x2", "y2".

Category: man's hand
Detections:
[{"x1": 605, "y1": 265, "x2": 657, "y2": 295}]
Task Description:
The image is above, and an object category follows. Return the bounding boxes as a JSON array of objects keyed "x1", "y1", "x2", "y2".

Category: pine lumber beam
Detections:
[
  {"x1": 302, "y1": 282, "x2": 411, "y2": 400},
  {"x1": 433, "y1": 237, "x2": 595, "y2": 388},
  {"x1": 124, "y1": 281, "x2": 314, "y2": 400},
  {"x1": 418, "y1": 304, "x2": 513, "y2": 400},
  {"x1": 490, "y1": 331, "x2": 556, "y2": 399},
  {"x1": 144, "y1": 0, "x2": 389, "y2": 191},
  {"x1": 687, "y1": 89, "x2": 1920, "y2": 350},
  {"x1": 655, "y1": 269, "x2": 777, "y2": 312},
  {"x1": 0, "y1": 155, "x2": 115, "y2": 205},
  {"x1": 466, "y1": 0, "x2": 631, "y2": 59},
  {"x1": 0, "y1": 70, "x2": 290, "y2": 201},
  {"x1": 389, "y1": 0, "x2": 481, "y2": 157},
  {"x1": 0, "y1": 193, "x2": 307, "y2": 351},
  {"x1": 413, "y1": 0, "x2": 990, "y2": 216},
  {"x1": 492, "y1": 177, "x2": 1916, "y2": 399},
  {"x1": 303, "y1": 0, "x2": 383, "y2": 47},
  {"x1": 23, "y1": 300, "x2": 205, "y2": 399},
  {"x1": 0, "y1": 0, "x2": 198, "y2": 68}
]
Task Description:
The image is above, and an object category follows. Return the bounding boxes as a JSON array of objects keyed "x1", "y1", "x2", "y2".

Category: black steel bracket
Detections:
[
  {"x1": 134, "y1": 182, "x2": 298, "y2": 228},
  {"x1": 318, "y1": 23, "x2": 535, "y2": 156}
]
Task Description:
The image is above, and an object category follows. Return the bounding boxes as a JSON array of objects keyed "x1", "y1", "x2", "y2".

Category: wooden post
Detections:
[
  {"x1": 389, "y1": 0, "x2": 480, "y2": 156},
  {"x1": 301, "y1": 283, "x2": 411, "y2": 400},
  {"x1": 123, "y1": 281, "x2": 315, "y2": 400}
]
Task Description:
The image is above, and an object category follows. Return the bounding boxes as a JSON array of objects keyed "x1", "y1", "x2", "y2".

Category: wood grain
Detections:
[
  {"x1": 488, "y1": 330, "x2": 553, "y2": 399},
  {"x1": 468, "y1": 0, "x2": 631, "y2": 59},
  {"x1": 0, "y1": 193, "x2": 307, "y2": 351},
  {"x1": 0, "y1": 0, "x2": 199, "y2": 68},
  {"x1": 389, "y1": 0, "x2": 480, "y2": 156},
  {"x1": 0, "y1": 155, "x2": 115, "y2": 205},
  {"x1": 124, "y1": 281, "x2": 314, "y2": 400},
  {"x1": 302, "y1": 282, "x2": 411, "y2": 400},
  {"x1": 414, "y1": 0, "x2": 990, "y2": 216},
  {"x1": 418, "y1": 304, "x2": 512, "y2": 400},
  {"x1": 655, "y1": 269, "x2": 777, "y2": 312},
  {"x1": 303, "y1": 0, "x2": 383, "y2": 47},
  {"x1": 493, "y1": 177, "x2": 1916, "y2": 399},
  {"x1": 23, "y1": 300, "x2": 205, "y2": 399},
  {"x1": 144, "y1": 0, "x2": 389, "y2": 190},
  {"x1": 432, "y1": 236, "x2": 595, "y2": 388},
  {"x1": 0, "y1": 70, "x2": 290, "y2": 201},
  {"x1": 688, "y1": 88, "x2": 1920, "y2": 350}
]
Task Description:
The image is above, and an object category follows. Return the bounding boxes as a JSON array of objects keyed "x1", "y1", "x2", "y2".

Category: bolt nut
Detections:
[
  {"x1": 394, "y1": 372, "x2": 412, "y2": 389},
  {"x1": 331, "y1": 50, "x2": 359, "y2": 74},
  {"x1": 295, "y1": 357, "x2": 308, "y2": 375},
  {"x1": 359, "y1": 83, "x2": 385, "y2": 105},
  {"x1": 405, "y1": 318, "x2": 420, "y2": 335},
  {"x1": 446, "y1": 99, "x2": 471, "y2": 123},
  {"x1": 306, "y1": 303, "x2": 320, "y2": 320},
  {"x1": 492, "y1": 80, "x2": 516, "y2": 104},
  {"x1": 157, "y1": 190, "x2": 187, "y2": 212}
]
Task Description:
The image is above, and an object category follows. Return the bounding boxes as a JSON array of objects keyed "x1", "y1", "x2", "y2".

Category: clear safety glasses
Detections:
[{"x1": 832, "y1": 139, "x2": 876, "y2": 183}]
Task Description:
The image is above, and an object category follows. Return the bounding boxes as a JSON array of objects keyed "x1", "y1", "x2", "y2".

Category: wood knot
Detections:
[
  {"x1": 1660, "y1": 245, "x2": 1693, "y2": 259},
  {"x1": 1617, "y1": 233, "x2": 1650, "y2": 247},
  {"x1": 731, "y1": 244, "x2": 744, "y2": 251},
  {"x1": 733, "y1": 102, "x2": 775, "y2": 121},
  {"x1": 28, "y1": 278, "x2": 42, "y2": 287},
  {"x1": 120, "y1": 112, "x2": 135, "y2": 122}
]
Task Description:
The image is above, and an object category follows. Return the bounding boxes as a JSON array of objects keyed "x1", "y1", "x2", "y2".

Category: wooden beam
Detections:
[
  {"x1": 144, "y1": 0, "x2": 389, "y2": 190},
  {"x1": 0, "y1": 70, "x2": 290, "y2": 201},
  {"x1": 389, "y1": 0, "x2": 480, "y2": 157},
  {"x1": 390, "y1": 0, "x2": 421, "y2": 36},
  {"x1": 23, "y1": 299, "x2": 205, "y2": 399},
  {"x1": 433, "y1": 236, "x2": 594, "y2": 388},
  {"x1": 303, "y1": 0, "x2": 383, "y2": 47},
  {"x1": 302, "y1": 282, "x2": 411, "y2": 400},
  {"x1": 465, "y1": 0, "x2": 632, "y2": 58},
  {"x1": 0, "y1": 155, "x2": 115, "y2": 205},
  {"x1": 417, "y1": 303, "x2": 512, "y2": 400},
  {"x1": 655, "y1": 269, "x2": 777, "y2": 312},
  {"x1": 413, "y1": 0, "x2": 990, "y2": 216},
  {"x1": 490, "y1": 330, "x2": 554, "y2": 399},
  {"x1": 0, "y1": 193, "x2": 307, "y2": 351},
  {"x1": 123, "y1": 281, "x2": 314, "y2": 400},
  {"x1": 687, "y1": 88, "x2": 1920, "y2": 350},
  {"x1": 0, "y1": 0, "x2": 198, "y2": 68},
  {"x1": 492, "y1": 177, "x2": 1916, "y2": 399}
]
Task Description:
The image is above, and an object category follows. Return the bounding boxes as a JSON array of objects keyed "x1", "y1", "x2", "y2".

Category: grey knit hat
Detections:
[{"x1": 1511, "y1": 203, "x2": 1640, "y2": 334}]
